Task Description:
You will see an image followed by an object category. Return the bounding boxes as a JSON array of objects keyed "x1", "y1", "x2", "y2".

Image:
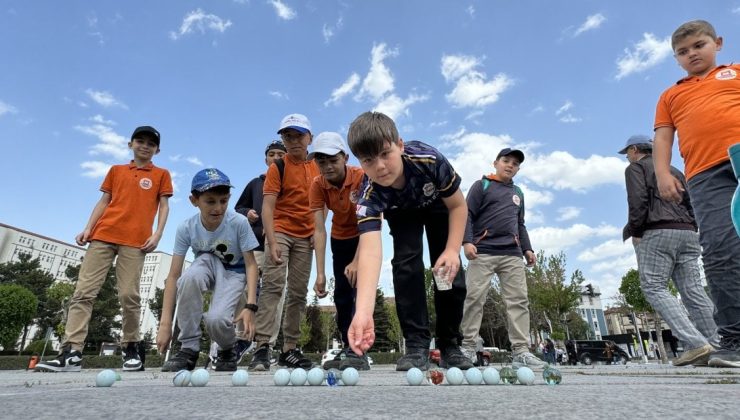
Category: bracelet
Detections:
[{"x1": 244, "y1": 303, "x2": 259, "y2": 313}]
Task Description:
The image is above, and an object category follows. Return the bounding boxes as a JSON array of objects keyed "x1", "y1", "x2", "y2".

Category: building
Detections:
[
  {"x1": 604, "y1": 307, "x2": 669, "y2": 336},
  {"x1": 576, "y1": 283, "x2": 608, "y2": 340},
  {"x1": 138, "y1": 252, "x2": 191, "y2": 341}
]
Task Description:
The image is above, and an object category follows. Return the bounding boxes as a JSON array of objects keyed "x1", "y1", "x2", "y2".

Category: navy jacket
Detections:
[{"x1": 235, "y1": 174, "x2": 266, "y2": 251}]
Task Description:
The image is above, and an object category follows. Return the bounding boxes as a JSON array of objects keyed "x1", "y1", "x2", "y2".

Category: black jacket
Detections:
[
  {"x1": 235, "y1": 174, "x2": 265, "y2": 250},
  {"x1": 624, "y1": 155, "x2": 696, "y2": 241}
]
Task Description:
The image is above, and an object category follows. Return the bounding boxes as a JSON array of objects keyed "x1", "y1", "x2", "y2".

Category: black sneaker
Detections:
[
  {"x1": 440, "y1": 345, "x2": 474, "y2": 369},
  {"x1": 162, "y1": 348, "x2": 199, "y2": 372},
  {"x1": 708, "y1": 336, "x2": 740, "y2": 368},
  {"x1": 122, "y1": 342, "x2": 142, "y2": 371},
  {"x1": 234, "y1": 339, "x2": 253, "y2": 365},
  {"x1": 323, "y1": 350, "x2": 342, "y2": 370},
  {"x1": 395, "y1": 348, "x2": 430, "y2": 371},
  {"x1": 137, "y1": 341, "x2": 147, "y2": 371},
  {"x1": 339, "y1": 348, "x2": 370, "y2": 371},
  {"x1": 34, "y1": 346, "x2": 82, "y2": 372},
  {"x1": 278, "y1": 348, "x2": 314, "y2": 369},
  {"x1": 248, "y1": 344, "x2": 271, "y2": 371},
  {"x1": 215, "y1": 348, "x2": 238, "y2": 371}
]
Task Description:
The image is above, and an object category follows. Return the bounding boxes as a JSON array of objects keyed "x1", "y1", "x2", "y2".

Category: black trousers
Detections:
[
  {"x1": 385, "y1": 203, "x2": 467, "y2": 349},
  {"x1": 331, "y1": 236, "x2": 359, "y2": 347}
]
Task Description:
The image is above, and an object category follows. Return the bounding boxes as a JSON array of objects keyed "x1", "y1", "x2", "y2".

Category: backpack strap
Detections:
[
  {"x1": 275, "y1": 158, "x2": 285, "y2": 196},
  {"x1": 481, "y1": 178, "x2": 491, "y2": 192}
]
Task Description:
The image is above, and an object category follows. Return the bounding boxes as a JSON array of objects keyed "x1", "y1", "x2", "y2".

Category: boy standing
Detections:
[
  {"x1": 308, "y1": 132, "x2": 367, "y2": 370},
  {"x1": 36, "y1": 126, "x2": 172, "y2": 372},
  {"x1": 248, "y1": 114, "x2": 320, "y2": 371},
  {"x1": 346, "y1": 111, "x2": 473, "y2": 371},
  {"x1": 654, "y1": 20, "x2": 740, "y2": 367},
  {"x1": 157, "y1": 168, "x2": 259, "y2": 371},
  {"x1": 459, "y1": 148, "x2": 545, "y2": 369}
]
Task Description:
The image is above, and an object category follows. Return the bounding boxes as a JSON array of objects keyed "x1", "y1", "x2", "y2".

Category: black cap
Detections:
[
  {"x1": 265, "y1": 140, "x2": 287, "y2": 155},
  {"x1": 496, "y1": 147, "x2": 524, "y2": 163},
  {"x1": 131, "y1": 126, "x2": 161, "y2": 146}
]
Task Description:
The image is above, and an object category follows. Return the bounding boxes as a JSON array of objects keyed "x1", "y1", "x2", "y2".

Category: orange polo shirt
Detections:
[
  {"x1": 309, "y1": 166, "x2": 365, "y2": 240},
  {"x1": 90, "y1": 161, "x2": 173, "y2": 247},
  {"x1": 654, "y1": 64, "x2": 740, "y2": 180},
  {"x1": 263, "y1": 154, "x2": 320, "y2": 238}
]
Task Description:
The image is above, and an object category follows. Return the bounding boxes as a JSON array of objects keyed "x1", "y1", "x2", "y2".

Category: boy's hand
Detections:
[
  {"x1": 269, "y1": 242, "x2": 283, "y2": 264},
  {"x1": 656, "y1": 173, "x2": 685, "y2": 203},
  {"x1": 140, "y1": 232, "x2": 162, "y2": 253},
  {"x1": 524, "y1": 250, "x2": 536, "y2": 267},
  {"x1": 344, "y1": 260, "x2": 359, "y2": 287},
  {"x1": 313, "y1": 273, "x2": 328, "y2": 298},
  {"x1": 463, "y1": 243, "x2": 478, "y2": 260},
  {"x1": 75, "y1": 228, "x2": 92, "y2": 246},
  {"x1": 156, "y1": 324, "x2": 172, "y2": 354},
  {"x1": 348, "y1": 312, "x2": 375, "y2": 355},
  {"x1": 246, "y1": 209, "x2": 259, "y2": 224},
  {"x1": 234, "y1": 309, "x2": 255, "y2": 340},
  {"x1": 434, "y1": 249, "x2": 461, "y2": 281}
]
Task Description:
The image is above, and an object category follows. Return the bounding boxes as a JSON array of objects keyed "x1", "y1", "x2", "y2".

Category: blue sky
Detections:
[{"x1": 1, "y1": 1, "x2": 739, "y2": 306}]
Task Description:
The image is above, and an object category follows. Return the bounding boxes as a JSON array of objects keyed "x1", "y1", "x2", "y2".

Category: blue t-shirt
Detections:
[
  {"x1": 356, "y1": 140, "x2": 461, "y2": 233},
  {"x1": 173, "y1": 210, "x2": 259, "y2": 273}
]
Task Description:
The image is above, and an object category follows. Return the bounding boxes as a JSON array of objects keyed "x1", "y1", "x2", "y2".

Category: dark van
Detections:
[{"x1": 570, "y1": 340, "x2": 630, "y2": 365}]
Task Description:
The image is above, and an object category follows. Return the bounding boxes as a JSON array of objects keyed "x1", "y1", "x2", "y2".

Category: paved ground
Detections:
[{"x1": 2, "y1": 363, "x2": 739, "y2": 419}]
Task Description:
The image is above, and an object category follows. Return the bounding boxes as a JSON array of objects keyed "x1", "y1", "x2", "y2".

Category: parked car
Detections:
[
  {"x1": 430, "y1": 348, "x2": 491, "y2": 366},
  {"x1": 572, "y1": 340, "x2": 629, "y2": 365},
  {"x1": 321, "y1": 349, "x2": 373, "y2": 368}
]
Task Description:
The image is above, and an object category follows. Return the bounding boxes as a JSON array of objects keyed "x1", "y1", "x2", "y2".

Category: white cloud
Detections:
[
  {"x1": 90, "y1": 114, "x2": 115, "y2": 125},
  {"x1": 615, "y1": 33, "x2": 672, "y2": 80},
  {"x1": 555, "y1": 100, "x2": 573, "y2": 115},
  {"x1": 466, "y1": 5, "x2": 475, "y2": 18},
  {"x1": 559, "y1": 114, "x2": 582, "y2": 123},
  {"x1": 269, "y1": 90, "x2": 289, "y2": 100},
  {"x1": 324, "y1": 73, "x2": 360, "y2": 106},
  {"x1": 556, "y1": 100, "x2": 581, "y2": 123},
  {"x1": 574, "y1": 13, "x2": 606, "y2": 37},
  {"x1": 529, "y1": 223, "x2": 621, "y2": 253},
  {"x1": 522, "y1": 151, "x2": 626, "y2": 192},
  {"x1": 323, "y1": 16, "x2": 343, "y2": 43},
  {"x1": 169, "y1": 154, "x2": 182, "y2": 162},
  {"x1": 733, "y1": 6, "x2": 740, "y2": 14},
  {"x1": 441, "y1": 54, "x2": 514, "y2": 108},
  {"x1": 186, "y1": 156, "x2": 203, "y2": 166},
  {"x1": 85, "y1": 89, "x2": 128, "y2": 109},
  {"x1": 269, "y1": 0, "x2": 296, "y2": 20},
  {"x1": 578, "y1": 239, "x2": 633, "y2": 262},
  {"x1": 355, "y1": 43, "x2": 398, "y2": 102},
  {"x1": 169, "y1": 8, "x2": 232, "y2": 40},
  {"x1": 0, "y1": 100, "x2": 18, "y2": 116},
  {"x1": 373, "y1": 93, "x2": 429, "y2": 121},
  {"x1": 557, "y1": 206, "x2": 582, "y2": 221},
  {"x1": 80, "y1": 161, "x2": 112, "y2": 178},
  {"x1": 75, "y1": 123, "x2": 130, "y2": 161}
]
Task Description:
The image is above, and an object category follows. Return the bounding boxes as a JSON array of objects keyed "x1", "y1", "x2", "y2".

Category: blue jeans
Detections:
[{"x1": 688, "y1": 161, "x2": 740, "y2": 339}]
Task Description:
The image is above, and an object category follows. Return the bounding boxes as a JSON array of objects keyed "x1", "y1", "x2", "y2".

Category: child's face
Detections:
[
  {"x1": 674, "y1": 33, "x2": 722, "y2": 77},
  {"x1": 128, "y1": 136, "x2": 159, "y2": 162},
  {"x1": 265, "y1": 148, "x2": 286, "y2": 167},
  {"x1": 280, "y1": 129, "x2": 312, "y2": 160},
  {"x1": 315, "y1": 153, "x2": 348, "y2": 185},
  {"x1": 190, "y1": 191, "x2": 231, "y2": 229},
  {"x1": 493, "y1": 155, "x2": 521, "y2": 183},
  {"x1": 358, "y1": 140, "x2": 404, "y2": 188}
]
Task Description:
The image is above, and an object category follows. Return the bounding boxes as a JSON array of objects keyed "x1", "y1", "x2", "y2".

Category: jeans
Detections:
[{"x1": 331, "y1": 236, "x2": 359, "y2": 347}]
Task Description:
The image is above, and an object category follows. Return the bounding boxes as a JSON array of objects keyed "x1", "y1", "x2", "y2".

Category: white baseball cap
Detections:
[
  {"x1": 308, "y1": 132, "x2": 346, "y2": 159},
  {"x1": 277, "y1": 113, "x2": 311, "y2": 134}
]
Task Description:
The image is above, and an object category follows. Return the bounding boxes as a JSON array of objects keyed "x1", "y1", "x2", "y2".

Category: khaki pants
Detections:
[
  {"x1": 63, "y1": 240, "x2": 144, "y2": 351},
  {"x1": 254, "y1": 233, "x2": 312, "y2": 348},
  {"x1": 461, "y1": 254, "x2": 530, "y2": 353}
]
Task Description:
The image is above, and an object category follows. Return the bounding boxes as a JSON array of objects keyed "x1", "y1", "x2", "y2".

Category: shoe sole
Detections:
[
  {"x1": 708, "y1": 358, "x2": 740, "y2": 368},
  {"x1": 122, "y1": 364, "x2": 143, "y2": 371},
  {"x1": 395, "y1": 362, "x2": 429, "y2": 371},
  {"x1": 248, "y1": 363, "x2": 270, "y2": 371},
  {"x1": 339, "y1": 361, "x2": 370, "y2": 371},
  {"x1": 34, "y1": 365, "x2": 82, "y2": 373}
]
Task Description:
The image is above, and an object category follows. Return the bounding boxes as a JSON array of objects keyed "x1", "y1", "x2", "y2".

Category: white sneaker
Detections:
[{"x1": 512, "y1": 351, "x2": 547, "y2": 369}]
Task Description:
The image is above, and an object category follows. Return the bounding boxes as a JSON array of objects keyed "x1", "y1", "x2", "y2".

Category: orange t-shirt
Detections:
[
  {"x1": 654, "y1": 64, "x2": 740, "y2": 180},
  {"x1": 263, "y1": 154, "x2": 320, "y2": 238},
  {"x1": 309, "y1": 166, "x2": 365, "y2": 240},
  {"x1": 91, "y1": 161, "x2": 173, "y2": 247}
]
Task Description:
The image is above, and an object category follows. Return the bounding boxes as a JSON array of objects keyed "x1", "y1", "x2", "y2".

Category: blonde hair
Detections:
[{"x1": 671, "y1": 20, "x2": 717, "y2": 50}]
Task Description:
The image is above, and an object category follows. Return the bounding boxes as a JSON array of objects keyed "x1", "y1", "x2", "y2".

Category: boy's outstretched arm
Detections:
[
  {"x1": 348, "y1": 230, "x2": 382, "y2": 355},
  {"x1": 436, "y1": 189, "x2": 467, "y2": 279},
  {"x1": 653, "y1": 127, "x2": 685, "y2": 203},
  {"x1": 262, "y1": 194, "x2": 282, "y2": 264},
  {"x1": 141, "y1": 196, "x2": 170, "y2": 253},
  {"x1": 156, "y1": 254, "x2": 185, "y2": 354},
  {"x1": 234, "y1": 251, "x2": 259, "y2": 340},
  {"x1": 312, "y1": 209, "x2": 329, "y2": 298},
  {"x1": 76, "y1": 192, "x2": 111, "y2": 245}
]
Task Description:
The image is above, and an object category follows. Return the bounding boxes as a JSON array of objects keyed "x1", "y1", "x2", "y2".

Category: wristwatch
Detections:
[{"x1": 244, "y1": 303, "x2": 259, "y2": 313}]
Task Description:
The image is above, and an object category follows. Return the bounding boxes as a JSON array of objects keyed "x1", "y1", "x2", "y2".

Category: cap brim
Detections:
[
  {"x1": 617, "y1": 147, "x2": 629, "y2": 154},
  {"x1": 498, "y1": 151, "x2": 524, "y2": 162},
  {"x1": 193, "y1": 182, "x2": 234, "y2": 192},
  {"x1": 308, "y1": 147, "x2": 344, "y2": 160},
  {"x1": 277, "y1": 126, "x2": 310, "y2": 135}
]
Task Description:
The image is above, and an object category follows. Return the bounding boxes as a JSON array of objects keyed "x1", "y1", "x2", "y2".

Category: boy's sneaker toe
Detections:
[
  {"x1": 339, "y1": 348, "x2": 371, "y2": 371},
  {"x1": 34, "y1": 347, "x2": 83, "y2": 373},
  {"x1": 162, "y1": 348, "x2": 199, "y2": 372},
  {"x1": 248, "y1": 344, "x2": 271, "y2": 371},
  {"x1": 512, "y1": 351, "x2": 547, "y2": 369},
  {"x1": 440, "y1": 346, "x2": 474, "y2": 369},
  {"x1": 395, "y1": 348, "x2": 430, "y2": 371},
  {"x1": 122, "y1": 342, "x2": 143, "y2": 371},
  {"x1": 278, "y1": 348, "x2": 314, "y2": 369}
]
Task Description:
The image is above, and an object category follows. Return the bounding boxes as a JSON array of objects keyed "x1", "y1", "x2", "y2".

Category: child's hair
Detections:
[
  {"x1": 313, "y1": 151, "x2": 346, "y2": 160},
  {"x1": 347, "y1": 111, "x2": 400, "y2": 158},
  {"x1": 191, "y1": 185, "x2": 231, "y2": 198},
  {"x1": 671, "y1": 20, "x2": 717, "y2": 50}
]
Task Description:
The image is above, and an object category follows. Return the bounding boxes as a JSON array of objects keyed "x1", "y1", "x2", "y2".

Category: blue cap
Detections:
[
  {"x1": 191, "y1": 168, "x2": 233, "y2": 193},
  {"x1": 618, "y1": 135, "x2": 653, "y2": 154}
]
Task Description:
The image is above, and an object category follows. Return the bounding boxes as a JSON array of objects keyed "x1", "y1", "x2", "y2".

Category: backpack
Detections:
[
  {"x1": 274, "y1": 158, "x2": 285, "y2": 196},
  {"x1": 480, "y1": 176, "x2": 524, "y2": 202}
]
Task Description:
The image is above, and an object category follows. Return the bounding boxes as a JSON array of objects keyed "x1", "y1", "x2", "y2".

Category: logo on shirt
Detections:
[
  {"x1": 349, "y1": 190, "x2": 359, "y2": 204},
  {"x1": 716, "y1": 69, "x2": 737, "y2": 80},
  {"x1": 356, "y1": 204, "x2": 368, "y2": 217},
  {"x1": 139, "y1": 178, "x2": 153, "y2": 190},
  {"x1": 422, "y1": 182, "x2": 436, "y2": 197},
  {"x1": 512, "y1": 194, "x2": 521, "y2": 206}
]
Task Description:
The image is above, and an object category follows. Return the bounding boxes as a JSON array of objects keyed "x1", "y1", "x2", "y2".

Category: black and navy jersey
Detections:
[{"x1": 356, "y1": 140, "x2": 461, "y2": 233}]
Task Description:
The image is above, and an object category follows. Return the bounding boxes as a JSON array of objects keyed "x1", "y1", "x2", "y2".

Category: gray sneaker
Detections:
[
  {"x1": 708, "y1": 336, "x2": 740, "y2": 368},
  {"x1": 512, "y1": 351, "x2": 547, "y2": 369},
  {"x1": 395, "y1": 348, "x2": 430, "y2": 371},
  {"x1": 673, "y1": 344, "x2": 713, "y2": 367}
]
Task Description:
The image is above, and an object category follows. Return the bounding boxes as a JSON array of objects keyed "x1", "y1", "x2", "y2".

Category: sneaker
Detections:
[
  {"x1": 215, "y1": 348, "x2": 238, "y2": 371},
  {"x1": 278, "y1": 348, "x2": 314, "y2": 369},
  {"x1": 162, "y1": 348, "x2": 199, "y2": 372},
  {"x1": 234, "y1": 339, "x2": 253, "y2": 365},
  {"x1": 673, "y1": 344, "x2": 713, "y2": 367},
  {"x1": 395, "y1": 348, "x2": 430, "y2": 371},
  {"x1": 248, "y1": 344, "x2": 271, "y2": 371},
  {"x1": 323, "y1": 350, "x2": 342, "y2": 370},
  {"x1": 137, "y1": 341, "x2": 147, "y2": 371},
  {"x1": 339, "y1": 348, "x2": 371, "y2": 371},
  {"x1": 708, "y1": 336, "x2": 740, "y2": 368},
  {"x1": 34, "y1": 347, "x2": 82, "y2": 372},
  {"x1": 122, "y1": 342, "x2": 142, "y2": 371},
  {"x1": 461, "y1": 347, "x2": 477, "y2": 365},
  {"x1": 512, "y1": 351, "x2": 547, "y2": 369},
  {"x1": 440, "y1": 345, "x2": 474, "y2": 369}
]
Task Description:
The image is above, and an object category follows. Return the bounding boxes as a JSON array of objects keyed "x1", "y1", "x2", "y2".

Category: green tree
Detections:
[
  {"x1": 564, "y1": 310, "x2": 591, "y2": 339},
  {"x1": 44, "y1": 281, "x2": 75, "y2": 339},
  {"x1": 302, "y1": 297, "x2": 325, "y2": 352},
  {"x1": 319, "y1": 310, "x2": 338, "y2": 350},
  {"x1": 148, "y1": 287, "x2": 165, "y2": 327},
  {"x1": 0, "y1": 284, "x2": 38, "y2": 350},
  {"x1": 479, "y1": 279, "x2": 509, "y2": 349},
  {"x1": 386, "y1": 300, "x2": 402, "y2": 351},
  {"x1": 619, "y1": 268, "x2": 668, "y2": 363},
  {"x1": 372, "y1": 287, "x2": 395, "y2": 351}
]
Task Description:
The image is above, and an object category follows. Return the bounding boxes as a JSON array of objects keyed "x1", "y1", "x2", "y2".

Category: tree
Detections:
[
  {"x1": 563, "y1": 310, "x2": 591, "y2": 339},
  {"x1": 44, "y1": 281, "x2": 75, "y2": 339},
  {"x1": 386, "y1": 300, "x2": 402, "y2": 352},
  {"x1": 302, "y1": 297, "x2": 325, "y2": 352},
  {"x1": 619, "y1": 268, "x2": 668, "y2": 363},
  {"x1": 319, "y1": 310, "x2": 338, "y2": 350},
  {"x1": 372, "y1": 287, "x2": 395, "y2": 351},
  {"x1": 148, "y1": 287, "x2": 165, "y2": 327},
  {"x1": 479, "y1": 278, "x2": 509, "y2": 349},
  {"x1": 0, "y1": 284, "x2": 38, "y2": 350}
]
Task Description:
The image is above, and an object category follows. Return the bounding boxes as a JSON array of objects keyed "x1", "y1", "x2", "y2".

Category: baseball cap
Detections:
[
  {"x1": 496, "y1": 148, "x2": 525, "y2": 163},
  {"x1": 191, "y1": 168, "x2": 233, "y2": 193},
  {"x1": 131, "y1": 126, "x2": 160, "y2": 146},
  {"x1": 307, "y1": 132, "x2": 346, "y2": 160},
  {"x1": 618, "y1": 135, "x2": 653, "y2": 154},
  {"x1": 277, "y1": 113, "x2": 311, "y2": 134},
  {"x1": 265, "y1": 140, "x2": 287, "y2": 155}
]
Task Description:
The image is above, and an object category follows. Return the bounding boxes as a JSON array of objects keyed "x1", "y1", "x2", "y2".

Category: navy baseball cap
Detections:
[
  {"x1": 191, "y1": 168, "x2": 233, "y2": 193},
  {"x1": 131, "y1": 126, "x2": 160, "y2": 146},
  {"x1": 496, "y1": 148, "x2": 525, "y2": 163},
  {"x1": 618, "y1": 135, "x2": 653, "y2": 154},
  {"x1": 265, "y1": 140, "x2": 287, "y2": 155}
]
